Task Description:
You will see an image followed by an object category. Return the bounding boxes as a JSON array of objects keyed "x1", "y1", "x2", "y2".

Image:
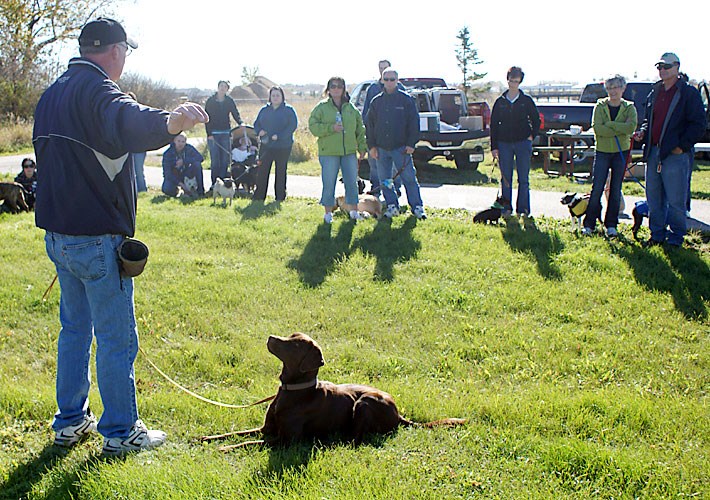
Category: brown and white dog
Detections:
[
  {"x1": 0, "y1": 182, "x2": 30, "y2": 213},
  {"x1": 212, "y1": 177, "x2": 236, "y2": 206},
  {"x1": 334, "y1": 194, "x2": 382, "y2": 219},
  {"x1": 201, "y1": 333, "x2": 466, "y2": 450}
]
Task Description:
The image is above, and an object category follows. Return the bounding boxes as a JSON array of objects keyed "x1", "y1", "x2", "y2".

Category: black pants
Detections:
[{"x1": 254, "y1": 147, "x2": 291, "y2": 201}]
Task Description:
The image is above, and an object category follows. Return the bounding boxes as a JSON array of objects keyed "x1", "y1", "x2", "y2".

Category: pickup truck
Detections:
[{"x1": 350, "y1": 79, "x2": 491, "y2": 170}]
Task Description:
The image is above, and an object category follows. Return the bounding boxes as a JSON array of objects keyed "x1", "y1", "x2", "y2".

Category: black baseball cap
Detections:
[{"x1": 78, "y1": 17, "x2": 137, "y2": 49}]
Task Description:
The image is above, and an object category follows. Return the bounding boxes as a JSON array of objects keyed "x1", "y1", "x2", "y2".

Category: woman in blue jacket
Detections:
[{"x1": 253, "y1": 87, "x2": 298, "y2": 201}]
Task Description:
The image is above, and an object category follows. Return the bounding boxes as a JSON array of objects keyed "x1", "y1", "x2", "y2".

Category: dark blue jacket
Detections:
[
  {"x1": 253, "y1": 103, "x2": 298, "y2": 149},
  {"x1": 365, "y1": 89, "x2": 419, "y2": 150},
  {"x1": 362, "y1": 80, "x2": 406, "y2": 119},
  {"x1": 33, "y1": 58, "x2": 177, "y2": 236},
  {"x1": 204, "y1": 94, "x2": 242, "y2": 135},
  {"x1": 640, "y1": 79, "x2": 706, "y2": 161},
  {"x1": 162, "y1": 143, "x2": 204, "y2": 191}
]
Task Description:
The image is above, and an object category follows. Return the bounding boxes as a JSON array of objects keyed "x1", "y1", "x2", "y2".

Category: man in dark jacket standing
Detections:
[
  {"x1": 635, "y1": 52, "x2": 706, "y2": 247},
  {"x1": 33, "y1": 18, "x2": 208, "y2": 456},
  {"x1": 366, "y1": 68, "x2": 427, "y2": 219}
]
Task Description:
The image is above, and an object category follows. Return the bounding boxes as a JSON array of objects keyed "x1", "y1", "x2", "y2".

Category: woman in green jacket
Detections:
[
  {"x1": 583, "y1": 75, "x2": 638, "y2": 237},
  {"x1": 309, "y1": 76, "x2": 367, "y2": 223}
]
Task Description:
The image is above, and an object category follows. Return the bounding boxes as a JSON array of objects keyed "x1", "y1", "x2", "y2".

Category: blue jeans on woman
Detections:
[
  {"x1": 208, "y1": 132, "x2": 231, "y2": 186},
  {"x1": 133, "y1": 152, "x2": 147, "y2": 192},
  {"x1": 376, "y1": 147, "x2": 423, "y2": 210},
  {"x1": 498, "y1": 139, "x2": 532, "y2": 215},
  {"x1": 584, "y1": 151, "x2": 626, "y2": 230},
  {"x1": 646, "y1": 146, "x2": 689, "y2": 246},
  {"x1": 45, "y1": 232, "x2": 140, "y2": 439},
  {"x1": 319, "y1": 154, "x2": 359, "y2": 207}
]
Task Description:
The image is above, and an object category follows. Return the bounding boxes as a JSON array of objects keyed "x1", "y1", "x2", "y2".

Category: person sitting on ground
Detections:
[
  {"x1": 162, "y1": 133, "x2": 205, "y2": 198},
  {"x1": 15, "y1": 158, "x2": 38, "y2": 209}
]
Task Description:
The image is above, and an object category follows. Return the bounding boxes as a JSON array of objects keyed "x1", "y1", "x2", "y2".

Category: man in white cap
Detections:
[
  {"x1": 33, "y1": 17, "x2": 209, "y2": 456},
  {"x1": 634, "y1": 52, "x2": 706, "y2": 247}
]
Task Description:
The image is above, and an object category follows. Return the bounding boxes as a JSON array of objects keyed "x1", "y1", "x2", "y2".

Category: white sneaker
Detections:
[
  {"x1": 413, "y1": 206, "x2": 427, "y2": 220},
  {"x1": 54, "y1": 411, "x2": 97, "y2": 447},
  {"x1": 349, "y1": 210, "x2": 364, "y2": 221},
  {"x1": 323, "y1": 212, "x2": 333, "y2": 224},
  {"x1": 102, "y1": 420, "x2": 166, "y2": 456},
  {"x1": 581, "y1": 227, "x2": 593, "y2": 236},
  {"x1": 384, "y1": 205, "x2": 400, "y2": 218}
]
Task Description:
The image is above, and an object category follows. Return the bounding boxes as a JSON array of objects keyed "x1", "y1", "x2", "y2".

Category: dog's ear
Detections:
[{"x1": 299, "y1": 344, "x2": 325, "y2": 372}]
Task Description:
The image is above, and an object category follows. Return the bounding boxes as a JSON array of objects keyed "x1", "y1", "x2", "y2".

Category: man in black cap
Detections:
[
  {"x1": 33, "y1": 17, "x2": 209, "y2": 456},
  {"x1": 634, "y1": 52, "x2": 706, "y2": 247}
]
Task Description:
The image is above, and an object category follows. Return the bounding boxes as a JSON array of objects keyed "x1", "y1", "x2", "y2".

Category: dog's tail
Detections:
[{"x1": 399, "y1": 416, "x2": 467, "y2": 428}]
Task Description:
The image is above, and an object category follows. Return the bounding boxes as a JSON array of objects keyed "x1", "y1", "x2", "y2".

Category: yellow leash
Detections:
[
  {"x1": 138, "y1": 346, "x2": 275, "y2": 409},
  {"x1": 41, "y1": 273, "x2": 273, "y2": 409}
]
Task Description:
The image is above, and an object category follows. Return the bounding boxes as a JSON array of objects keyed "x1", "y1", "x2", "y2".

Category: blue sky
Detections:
[{"x1": 58, "y1": 0, "x2": 709, "y2": 89}]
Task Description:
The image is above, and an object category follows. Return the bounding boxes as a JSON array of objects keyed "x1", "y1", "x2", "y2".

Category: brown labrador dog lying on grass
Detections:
[{"x1": 202, "y1": 332, "x2": 466, "y2": 451}]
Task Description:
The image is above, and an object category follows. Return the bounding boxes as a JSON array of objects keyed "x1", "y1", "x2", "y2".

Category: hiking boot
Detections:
[
  {"x1": 323, "y1": 212, "x2": 333, "y2": 224},
  {"x1": 384, "y1": 205, "x2": 400, "y2": 218},
  {"x1": 102, "y1": 420, "x2": 166, "y2": 457},
  {"x1": 605, "y1": 227, "x2": 618, "y2": 238},
  {"x1": 581, "y1": 227, "x2": 593, "y2": 236},
  {"x1": 54, "y1": 410, "x2": 97, "y2": 448},
  {"x1": 413, "y1": 206, "x2": 427, "y2": 220}
]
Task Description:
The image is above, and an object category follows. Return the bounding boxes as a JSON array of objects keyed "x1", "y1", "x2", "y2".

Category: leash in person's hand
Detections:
[
  {"x1": 615, "y1": 136, "x2": 645, "y2": 190},
  {"x1": 370, "y1": 152, "x2": 410, "y2": 195}
]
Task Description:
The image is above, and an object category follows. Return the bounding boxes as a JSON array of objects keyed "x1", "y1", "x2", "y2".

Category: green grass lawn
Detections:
[{"x1": 1, "y1": 194, "x2": 708, "y2": 499}]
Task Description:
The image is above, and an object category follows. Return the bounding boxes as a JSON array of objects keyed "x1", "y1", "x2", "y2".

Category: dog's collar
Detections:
[{"x1": 280, "y1": 378, "x2": 318, "y2": 391}]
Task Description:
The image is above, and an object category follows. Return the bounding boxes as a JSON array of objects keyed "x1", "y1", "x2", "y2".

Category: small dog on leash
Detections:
[
  {"x1": 473, "y1": 196, "x2": 508, "y2": 224},
  {"x1": 0, "y1": 182, "x2": 30, "y2": 213},
  {"x1": 335, "y1": 194, "x2": 382, "y2": 219},
  {"x1": 231, "y1": 162, "x2": 259, "y2": 194},
  {"x1": 212, "y1": 177, "x2": 236, "y2": 206},
  {"x1": 560, "y1": 192, "x2": 591, "y2": 231},
  {"x1": 631, "y1": 200, "x2": 649, "y2": 240}
]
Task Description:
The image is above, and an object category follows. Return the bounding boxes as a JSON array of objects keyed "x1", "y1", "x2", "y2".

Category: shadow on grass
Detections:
[
  {"x1": 237, "y1": 199, "x2": 282, "y2": 221},
  {"x1": 150, "y1": 193, "x2": 203, "y2": 205},
  {"x1": 501, "y1": 216, "x2": 564, "y2": 280},
  {"x1": 0, "y1": 444, "x2": 102, "y2": 499},
  {"x1": 353, "y1": 216, "x2": 420, "y2": 282},
  {"x1": 613, "y1": 243, "x2": 709, "y2": 320},
  {"x1": 263, "y1": 433, "x2": 391, "y2": 478},
  {"x1": 288, "y1": 221, "x2": 355, "y2": 287}
]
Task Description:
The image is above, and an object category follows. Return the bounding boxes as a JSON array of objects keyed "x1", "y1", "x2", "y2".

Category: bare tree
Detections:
[
  {"x1": 119, "y1": 72, "x2": 179, "y2": 110},
  {"x1": 0, "y1": 0, "x2": 123, "y2": 119},
  {"x1": 241, "y1": 66, "x2": 260, "y2": 85},
  {"x1": 455, "y1": 26, "x2": 486, "y2": 96}
]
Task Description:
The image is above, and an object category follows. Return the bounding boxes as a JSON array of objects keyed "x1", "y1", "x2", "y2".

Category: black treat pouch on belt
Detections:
[{"x1": 118, "y1": 238, "x2": 149, "y2": 277}]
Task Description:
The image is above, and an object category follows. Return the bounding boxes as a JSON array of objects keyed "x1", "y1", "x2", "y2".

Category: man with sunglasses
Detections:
[
  {"x1": 33, "y1": 18, "x2": 208, "y2": 456},
  {"x1": 366, "y1": 68, "x2": 427, "y2": 219},
  {"x1": 634, "y1": 52, "x2": 706, "y2": 247}
]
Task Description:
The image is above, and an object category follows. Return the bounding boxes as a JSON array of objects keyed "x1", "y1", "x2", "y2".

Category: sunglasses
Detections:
[
  {"x1": 118, "y1": 42, "x2": 132, "y2": 56},
  {"x1": 382, "y1": 77, "x2": 397, "y2": 82},
  {"x1": 23, "y1": 164, "x2": 34, "y2": 168},
  {"x1": 656, "y1": 63, "x2": 675, "y2": 70},
  {"x1": 329, "y1": 83, "x2": 344, "y2": 89}
]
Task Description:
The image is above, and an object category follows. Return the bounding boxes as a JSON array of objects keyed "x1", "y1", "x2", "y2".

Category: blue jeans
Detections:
[
  {"x1": 645, "y1": 146, "x2": 689, "y2": 245},
  {"x1": 376, "y1": 147, "x2": 423, "y2": 209},
  {"x1": 584, "y1": 151, "x2": 625, "y2": 230},
  {"x1": 367, "y1": 153, "x2": 401, "y2": 198},
  {"x1": 208, "y1": 132, "x2": 231, "y2": 185},
  {"x1": 133, "y1": 152, "x2": 147, "y2": 192},
  {"x1": 319, "y1": 154, "x2": 359, "y2": 207},
  {"x1": 45, "y1": 232, "x2": 140, "y2": 439},
  {"x1": 498, "y1": 140, "x2": 532, "y2": 214}
]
